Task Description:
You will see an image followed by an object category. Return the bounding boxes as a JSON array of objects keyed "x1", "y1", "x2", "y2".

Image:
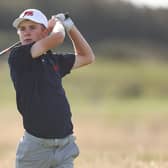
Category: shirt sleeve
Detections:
[
  {"x1": 8, "y1": 43, "x2": 34, "y2": 73},
  {"x1": 57, "y1": 53, "x2": 75, "y2": 77}
]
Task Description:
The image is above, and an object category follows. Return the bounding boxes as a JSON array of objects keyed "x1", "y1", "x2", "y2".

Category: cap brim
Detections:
[
  {"x1": 13, "y1": 17, "x2": 48, "y2": 28},
  {"x1": 13, "y1": 18, "x2": 27, "y2": 28}
]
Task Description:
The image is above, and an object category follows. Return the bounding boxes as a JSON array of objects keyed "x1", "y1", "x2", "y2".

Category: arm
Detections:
[
  {"x1": 31, "y1": 18, "x2": 65, "y2": 58},
  {"x1": 67, "y1": 25, "x2": 95, "y2": 69},
  {"x1": 55, "y1": 14, "x2": 95, "y2": 69}
]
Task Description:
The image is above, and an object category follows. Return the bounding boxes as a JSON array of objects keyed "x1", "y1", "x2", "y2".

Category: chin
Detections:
[{"x1": 22, "y1": 40, "x2": 34, "y2": 45}]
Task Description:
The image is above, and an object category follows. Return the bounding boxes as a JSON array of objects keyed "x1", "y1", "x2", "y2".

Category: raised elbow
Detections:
[
  {"x1": 91, "y1": 53, "x2": 96, "y2": 63},
  {"x1": 83, "y1": 52, "x2": 95, "y2": 66},
  {"x1": 88, "y1": 52, "x2": 95, "y2": 64}
]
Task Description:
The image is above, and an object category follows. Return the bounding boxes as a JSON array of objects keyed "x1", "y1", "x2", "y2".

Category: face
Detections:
[{"x1": 17, "y1": 20, "x2": 48, "y2": 45}]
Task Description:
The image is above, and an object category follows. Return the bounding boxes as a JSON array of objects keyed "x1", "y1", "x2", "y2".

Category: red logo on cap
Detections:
[{"x1": 23, "y1": 11, "x2": 33, "y2": 17}]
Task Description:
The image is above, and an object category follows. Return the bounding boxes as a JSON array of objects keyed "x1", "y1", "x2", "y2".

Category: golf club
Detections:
[{"x1": 0, "y1": 41, "x2": 21, "y2": 56}]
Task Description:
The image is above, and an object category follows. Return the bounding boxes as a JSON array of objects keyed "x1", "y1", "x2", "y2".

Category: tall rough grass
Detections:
[{"x1": 0, "y1": 58, "x2": 168, "y2": 168}]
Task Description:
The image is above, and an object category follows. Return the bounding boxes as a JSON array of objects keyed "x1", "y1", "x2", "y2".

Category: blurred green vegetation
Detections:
[{"x1": 0, "y1": 57, "x2": 167, "y2": 122}]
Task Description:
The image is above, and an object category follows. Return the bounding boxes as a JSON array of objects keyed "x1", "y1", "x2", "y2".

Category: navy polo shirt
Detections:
[{"x1": 8, "y1": 43, "x2": 75, "y2": 138}]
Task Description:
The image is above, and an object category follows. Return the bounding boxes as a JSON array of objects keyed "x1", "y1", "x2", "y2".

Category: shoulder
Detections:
[
  {"x1": 50, "y1": 52, "x2": 75, "y2": 64},
  {"x1": 9, "y1": 43, "x2": 34, "y2": 57},
  {"x1": 8, "y1": 43, "x2": 35, "y2": 66}
]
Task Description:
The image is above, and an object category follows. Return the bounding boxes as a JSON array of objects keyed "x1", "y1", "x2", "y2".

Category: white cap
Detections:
[{"x1": 13, "y1": 9, "x2": 48, "y2": 28}]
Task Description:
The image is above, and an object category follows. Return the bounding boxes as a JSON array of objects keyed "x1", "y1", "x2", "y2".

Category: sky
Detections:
[{"x1": 123, "y1": 0, "x2": 168, "y2": 9}]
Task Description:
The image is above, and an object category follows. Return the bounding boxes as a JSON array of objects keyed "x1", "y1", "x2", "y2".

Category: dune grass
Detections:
[{"x1": 0, "y1": 58, "x2": 168, "y2": 167}]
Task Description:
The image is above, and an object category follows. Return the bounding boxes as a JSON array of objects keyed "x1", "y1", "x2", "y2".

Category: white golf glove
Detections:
[{"x1": 53, "y1": 13, "x2": 74, "y2": 32}]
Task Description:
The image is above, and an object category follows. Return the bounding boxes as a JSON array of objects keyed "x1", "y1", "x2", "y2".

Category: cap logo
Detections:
[{"x1": 23, "y1": 11, "x2": 34, "y2": 17}]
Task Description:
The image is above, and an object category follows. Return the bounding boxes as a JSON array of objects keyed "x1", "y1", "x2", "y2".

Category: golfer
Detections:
[{"x1": 8, "y1": 8, "x2": 95, "y2": 168}]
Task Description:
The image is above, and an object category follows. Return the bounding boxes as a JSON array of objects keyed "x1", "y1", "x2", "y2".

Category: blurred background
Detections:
[{"x1": 0, "y1": 0, "x2": 168, "y2": 167}]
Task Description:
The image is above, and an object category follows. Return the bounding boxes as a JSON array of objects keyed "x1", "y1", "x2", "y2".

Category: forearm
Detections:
[
  {"x1": 68, "y1": 26, "x2": 94, "y2": 59},
  {"x1": 55, "y1": 13, "x2": 95, "y2": 68},
  {"x1": 31, "y1": 19, "x2": 65, "y2": 58}
]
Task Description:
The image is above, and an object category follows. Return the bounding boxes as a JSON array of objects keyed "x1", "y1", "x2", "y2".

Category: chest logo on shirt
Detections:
[
  {"x1": 41, "y1": 57, "x2": 59, "y2": 73},
  {"x1": 53, "y1": 64, "x2": 59, "y2": 72}
]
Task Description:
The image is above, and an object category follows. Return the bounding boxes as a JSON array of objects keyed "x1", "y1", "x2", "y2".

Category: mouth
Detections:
[{"x1": 23, "y1": 39, "x2": 33, "y2": 44}]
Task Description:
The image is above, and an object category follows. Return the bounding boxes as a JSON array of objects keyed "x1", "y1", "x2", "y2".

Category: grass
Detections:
[{"x1": 0, "y1": 58, "x2": 168, "y2": 167}]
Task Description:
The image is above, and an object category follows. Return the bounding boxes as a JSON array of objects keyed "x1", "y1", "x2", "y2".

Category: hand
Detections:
[
  {"x1": 48, "y1": 17, "x2": 65, "y2": 37},
  {"x1": 47, "y1": 17, "x2": 57, "y2": 33},
  {"x1": 53, "y1": 13, "x2": 74, "y2": 32}
]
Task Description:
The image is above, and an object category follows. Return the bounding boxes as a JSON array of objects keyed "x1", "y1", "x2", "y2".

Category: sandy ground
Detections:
[{"x1": 1, "y1": 109, "x2": 168, "y2": 168}]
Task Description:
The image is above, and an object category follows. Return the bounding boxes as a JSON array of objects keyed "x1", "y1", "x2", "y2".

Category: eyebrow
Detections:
[{"x1": 18, "y1": 20, "x2": 46, "y2": 29}]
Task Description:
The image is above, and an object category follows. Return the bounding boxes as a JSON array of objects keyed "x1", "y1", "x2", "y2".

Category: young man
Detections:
[{"x1": 8, "y1": 9, "x2": 95, "y2": 168}]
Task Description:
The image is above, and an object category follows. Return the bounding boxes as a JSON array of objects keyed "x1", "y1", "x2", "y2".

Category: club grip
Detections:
[{"x1": 64, "y1": 12, "x2": 70, "y2": 19}]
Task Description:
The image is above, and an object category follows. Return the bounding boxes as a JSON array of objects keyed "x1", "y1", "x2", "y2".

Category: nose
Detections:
[{"x1": 23, "y1": 28, "x2": 31, "y2": 36}]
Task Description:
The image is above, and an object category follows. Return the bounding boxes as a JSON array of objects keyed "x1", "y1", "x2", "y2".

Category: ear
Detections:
[
  {"x1": 44, "y1": 28, "x2": 49, "y2": 35},
  {"x1": 41, "y1": 25, "x2": 49, "y2": 35},
  {"x1": 45, "y1": 27, "x2": 52, "y2": 35}
]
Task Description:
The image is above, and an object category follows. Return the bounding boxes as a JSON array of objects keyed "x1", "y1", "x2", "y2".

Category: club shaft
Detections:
[{"x1": 0, "y1": 41, "x2": 21, "y2": 56}]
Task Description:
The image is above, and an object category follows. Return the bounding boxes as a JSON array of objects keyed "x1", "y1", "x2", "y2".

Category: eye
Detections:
[
  {"x1": 29, "y1": 25, "x2": 36, "y2": 30},
  {"x1": 19, "y1": 26, "x2": 26, "y2": 31}
]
